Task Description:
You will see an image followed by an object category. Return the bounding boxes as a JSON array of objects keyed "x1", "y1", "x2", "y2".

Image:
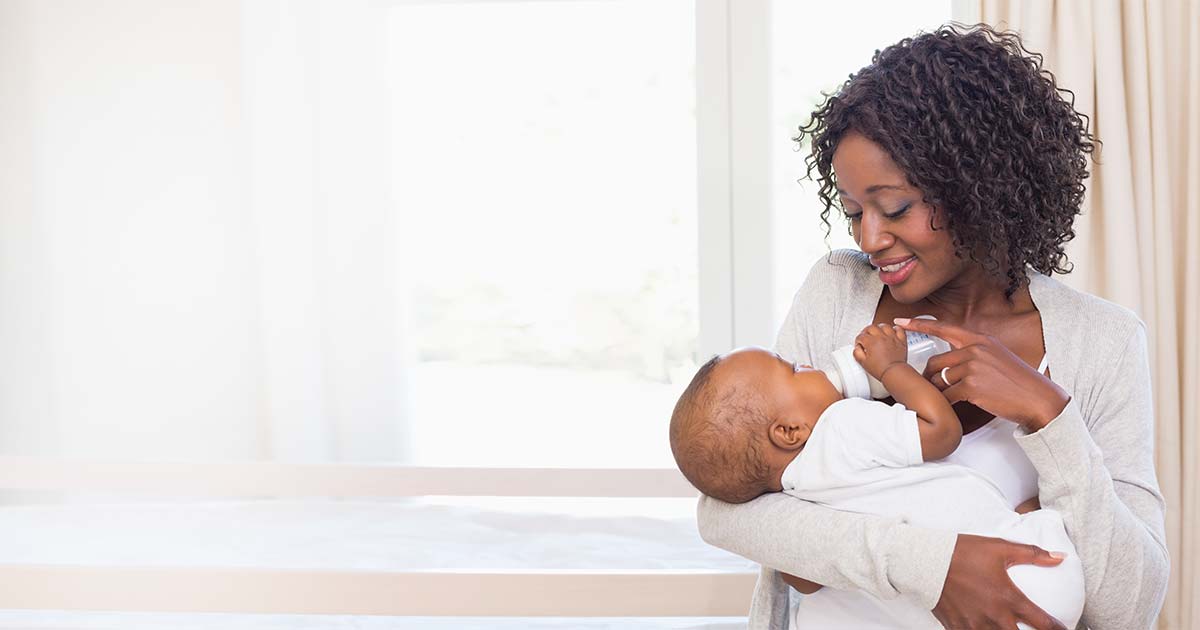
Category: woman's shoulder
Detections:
[
  {"x1": 1029, "y1": 272, "x2": 1145, "y2": 337},
  {"x1": 815, "y1": 248, "x2": 874, "y2": 273},
  {"x1": 1029, "y1": 272, "x2": 1147, "y2": 394},
  {"x1": 776, "y1": 249, "x2": 877, "y2": 360},
  {"x1": 797, "y1": 248, "x2": 877, "y2": 297}
]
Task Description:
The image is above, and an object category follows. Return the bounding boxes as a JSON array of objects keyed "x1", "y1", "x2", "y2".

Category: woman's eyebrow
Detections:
[{"x1": 836, "y1": 184, "x2": 907, "y2": 195}]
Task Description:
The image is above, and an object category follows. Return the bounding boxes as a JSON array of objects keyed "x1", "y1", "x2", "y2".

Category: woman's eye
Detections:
[
  {"x1": 844, "y1": 211, "x2": 862, "y2": 221},
  {"x1": 884, "y1": 204, "x2": 912, "y2": 219}
]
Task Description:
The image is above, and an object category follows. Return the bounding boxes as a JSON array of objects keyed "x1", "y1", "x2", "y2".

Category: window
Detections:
[
  {"x1": 0, "y1": 0, "x2": 954, "y2": 474},
  {"x1": 390, "y1": 1, "x2": 700, "y2": 469}
]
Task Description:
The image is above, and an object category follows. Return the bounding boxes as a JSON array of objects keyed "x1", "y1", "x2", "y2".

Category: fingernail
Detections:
[
  {"x1": 893, "y1": 318, "x2": 911, "y2": 326},
  {"x1": 1049, "y1": 551, "x2": 1067, "y2": 559}
]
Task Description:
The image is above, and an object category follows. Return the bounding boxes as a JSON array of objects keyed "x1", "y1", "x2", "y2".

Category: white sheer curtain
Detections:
[
  {"x1": 970, "y1": 2, "x2": 1200, "y2": 628},
  {"x1": 0, "y1": 0, "x2": 406, "y2": 469},
  {"x1": 243, "y1": 0, "x2": 407, "y2": 463}
]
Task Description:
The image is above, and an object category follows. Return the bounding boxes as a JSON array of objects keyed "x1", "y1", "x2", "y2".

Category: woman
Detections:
[{"x1": 697, "y1": 25, "x2": 1169, "y2": 629}]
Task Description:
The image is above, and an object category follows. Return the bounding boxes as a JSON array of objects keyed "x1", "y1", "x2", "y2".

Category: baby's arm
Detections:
[{"x1": 853, "y1": 324, "x2": 961, "y2": 461}]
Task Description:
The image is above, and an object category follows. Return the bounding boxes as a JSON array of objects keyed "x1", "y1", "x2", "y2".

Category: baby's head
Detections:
[{"x1": 669, "y1": 347, "x2": 843, "y2": 503}]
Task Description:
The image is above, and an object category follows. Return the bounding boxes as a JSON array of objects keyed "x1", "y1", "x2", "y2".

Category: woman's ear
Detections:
[
  {"x1": 767, "y1": 418, "x2": 811, "y2": 451},
  {"x1": 930, "y1": 203, "x2": 950, "y2": 231}
]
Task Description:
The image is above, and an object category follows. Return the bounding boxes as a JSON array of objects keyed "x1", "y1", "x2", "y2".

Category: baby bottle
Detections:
[{"x1": 822, "y1": 315, "x2": 952, "y2": 399}]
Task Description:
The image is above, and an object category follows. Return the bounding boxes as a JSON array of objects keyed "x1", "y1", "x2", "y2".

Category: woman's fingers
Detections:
[
  {"x1": 924, "y1": 351, "x2": 975, "y2": 396},
  {"x1": 1009, "y1": 543, "x2": 1067, "y2": 568},
  {"x1": 941, "y1": 382, "x2": 970, "y2": 404},
  {"x1": 892, "y1": 316, "x2": 976, "y2": 349},
  {"x1": 922, "y1": 347, "x2": 975, "y2": 377},
  {"x1": 1017, "y1": 602, "x2": 1069, "y2": 630},
  {"x1": 1008, "y1": 544, "x2": 1069, "y2": 629},
  {"x1": 934, "y1": 534, "x2": 1071, "y2": 630}
]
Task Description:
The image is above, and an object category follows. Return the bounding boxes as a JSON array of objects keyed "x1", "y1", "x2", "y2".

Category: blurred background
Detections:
[{"x1": 0, "y1": 0, "x2": 948, "y2": 470}]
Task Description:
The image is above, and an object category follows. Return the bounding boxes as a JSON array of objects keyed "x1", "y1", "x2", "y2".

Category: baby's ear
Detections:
[{"x1": 767, "y1": 418, "x2": 809, "y2": 450}]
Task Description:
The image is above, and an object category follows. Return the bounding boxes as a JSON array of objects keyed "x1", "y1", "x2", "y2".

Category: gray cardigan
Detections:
[{"x1": 697, "y1": 249, "x2": 1169, "y2": 629}]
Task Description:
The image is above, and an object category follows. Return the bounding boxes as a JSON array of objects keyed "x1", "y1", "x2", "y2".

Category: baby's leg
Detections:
[{"x1": 1001, "y1": 509, "x2": 1085, "y2": 630}]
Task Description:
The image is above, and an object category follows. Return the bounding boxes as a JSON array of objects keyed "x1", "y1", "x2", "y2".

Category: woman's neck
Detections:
[{"x1": 919, "y1": 265, "x2": 1034, "y2": 325}]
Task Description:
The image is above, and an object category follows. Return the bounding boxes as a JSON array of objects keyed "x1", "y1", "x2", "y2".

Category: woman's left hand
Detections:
[{"x1": 893, "y1": 317, "x2": 1070, "y2": 431}]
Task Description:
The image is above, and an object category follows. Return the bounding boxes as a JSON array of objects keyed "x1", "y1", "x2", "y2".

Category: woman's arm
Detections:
[
  {"x1": 897, "y1": 316, "x2": 1169, "y2": 628},
  {"x1": 697, "y1": 492, "x2": 957, "y2": 607},
  {"x1": 1015, "y1": 324, "x2": 1169, "y2": 629}
]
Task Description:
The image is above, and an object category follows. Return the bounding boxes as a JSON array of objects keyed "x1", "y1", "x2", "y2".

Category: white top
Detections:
[
  {"x1": 781, "y1": 398, "x2": 1021, "y2": 538},
  {"x1": 779, "y1": 397, "x2": 1021, "y2": 630},
  {"x1": 941, "y1": 352, "x2": 1049, "y2": 509}
]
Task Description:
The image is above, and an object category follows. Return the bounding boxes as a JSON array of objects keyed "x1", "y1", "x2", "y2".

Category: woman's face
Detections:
[{"x1": 831, "y1": 131, "x2": 967, "y2": 304}]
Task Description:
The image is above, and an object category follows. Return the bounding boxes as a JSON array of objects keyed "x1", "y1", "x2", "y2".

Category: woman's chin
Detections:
[{"x1": 885, "y1": 283, "x2": 927, "y2": 304}]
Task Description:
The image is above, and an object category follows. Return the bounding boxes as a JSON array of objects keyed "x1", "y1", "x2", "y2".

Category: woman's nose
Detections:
[{"x1": 856, "y1": 212, "x2": 894, "y2": 254}]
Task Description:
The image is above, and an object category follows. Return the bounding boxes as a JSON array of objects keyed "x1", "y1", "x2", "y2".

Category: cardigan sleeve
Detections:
[
  {"x1": 696, "y1": 254, "x2": 958, "y2": 617},
  {"x1": 1015, "y1": 322, "x2": 1169, "y2": 629},
  {"x1": 697, "y1": 494, "x2": 959, "y2": 609}
]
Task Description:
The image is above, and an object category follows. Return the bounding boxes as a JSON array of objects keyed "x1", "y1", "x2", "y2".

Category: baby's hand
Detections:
[{"x1": 853, "y1": 323, "x2": 908, "y2": 379}]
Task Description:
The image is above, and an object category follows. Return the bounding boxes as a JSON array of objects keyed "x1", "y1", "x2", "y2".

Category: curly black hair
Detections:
[{"x1": 794, "y1": 24, "x2": 1097, "y2": 297}]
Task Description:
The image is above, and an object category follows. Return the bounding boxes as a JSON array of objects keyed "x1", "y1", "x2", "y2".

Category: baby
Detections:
[{"x1": 669, "y1": 323, "x2": 1084, "y2": 630}]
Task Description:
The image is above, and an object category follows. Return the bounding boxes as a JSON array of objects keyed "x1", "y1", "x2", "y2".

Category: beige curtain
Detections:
[{"x1": 970, "y1": 1, "x2": 1200, "y2": 628}]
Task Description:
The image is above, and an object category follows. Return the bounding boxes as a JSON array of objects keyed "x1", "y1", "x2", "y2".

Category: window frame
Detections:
[{"x1": 696, "y1": 0, "x2": 776, "y2": 356}]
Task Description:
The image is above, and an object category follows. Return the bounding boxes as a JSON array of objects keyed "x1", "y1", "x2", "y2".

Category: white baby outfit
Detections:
[{"x1": 781, "y1": 397, "x2": 1085, "y2": 630}]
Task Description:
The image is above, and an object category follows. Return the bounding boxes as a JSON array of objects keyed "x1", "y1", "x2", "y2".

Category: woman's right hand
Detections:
[{"x1": 932, "y1": 534, "x2": 1068, "y2": 630}]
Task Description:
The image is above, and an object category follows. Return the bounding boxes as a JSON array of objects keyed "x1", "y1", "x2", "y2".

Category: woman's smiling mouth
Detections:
[{"x1": 874, "y1": 256, "x2": 917, "y2": 284}]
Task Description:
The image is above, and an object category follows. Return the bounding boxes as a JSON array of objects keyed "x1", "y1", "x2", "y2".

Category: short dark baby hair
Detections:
[{"x1": 669, "y1": 355, "x2": 775, "y2": 504}]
